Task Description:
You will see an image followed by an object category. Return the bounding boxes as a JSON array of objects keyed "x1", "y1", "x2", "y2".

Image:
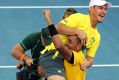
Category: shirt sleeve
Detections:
[
  {"x1": 20, "y1": 32, "x2": 41, "y2": 51},
  {"x1": 60, "y1": 13, "x2": 83, "y2": 28},
  {"x1": 86, "y1": 40, "x2": 100, "y2": 57}
]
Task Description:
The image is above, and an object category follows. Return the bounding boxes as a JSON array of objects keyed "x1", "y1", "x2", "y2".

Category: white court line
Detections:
[
  {"x1": 0, "y1": 6, "x2": 89, "y2": 8},
  {"x1": 92, "y1": 64, "x2": 119, "y2": 67},
  {"x1": 0, "y1": 6, "x2": 118, "y2": 8},
  {"x1": 0, "y1": 64, "x2": 119, "y2": 68},
  {"x1": 0, "y1": 66, "x2": 16, "y2": 68}
]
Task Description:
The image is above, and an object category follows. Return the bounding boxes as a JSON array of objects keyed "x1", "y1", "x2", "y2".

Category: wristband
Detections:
[{"x1": 48, "y1": 24, "x2": 58, "y2": 37}]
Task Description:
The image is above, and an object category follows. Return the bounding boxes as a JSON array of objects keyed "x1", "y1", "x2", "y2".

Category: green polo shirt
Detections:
[{"x1": 20, "y1": 32, "x2": 44, "y2": 59}]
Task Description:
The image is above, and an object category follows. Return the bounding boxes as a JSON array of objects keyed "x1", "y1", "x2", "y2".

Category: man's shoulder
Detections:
[
  {"x1": 69, "y1": 13, "x2": 88, "y2": 21},
  {"x1": 28, "y1": 32, "x2": 41, "y2": 37},
  {"x1": 20, "y1": 32, "x2": 43, "y2": 57},
  {"x1": 24, "y1": 32, "x2": 41, "y2": 39},
  {"x1": 20, "y1": 32, "x2": 41, "y2": 50}
]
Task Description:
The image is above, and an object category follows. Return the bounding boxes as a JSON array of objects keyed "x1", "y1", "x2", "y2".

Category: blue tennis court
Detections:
[{"x1": 0, "y1": 0, "x2": 119, "y2": 80}]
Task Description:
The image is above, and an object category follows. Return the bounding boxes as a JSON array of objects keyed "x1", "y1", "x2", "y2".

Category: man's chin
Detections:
[{"x1": 98, "y1": 20, "x2": 103, "y2": 23}]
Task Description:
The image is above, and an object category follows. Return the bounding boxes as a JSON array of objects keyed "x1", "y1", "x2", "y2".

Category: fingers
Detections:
[
  {"x1": 43, "y1": 10, "x2": 50, "y2": 16},
  {"x1": 77, "y1": 30, "x2": 87, "y2": 46},
  {"x1": 80, "y1": 59, "x2": 88, "y2": 70},
  {"x1": 80, "y1": 35, "x2": 87, "y2": 46},
  {"x1": 82, "y1": 37, "x2": 87, "y2": 46},
  {"x1": 80, "y1": 65, "x2": 87, "y2": 71},
  {"x1": 81, "y1": 38, "x2": 87, "y2": 46},
  {"x1": 43, "y1": 10, "x2": 51, "y2": 23}
]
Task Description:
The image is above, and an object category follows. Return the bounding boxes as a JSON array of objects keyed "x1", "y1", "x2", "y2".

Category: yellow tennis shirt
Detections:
[
  {"x1": 64, "y1": 51, "x2": 86, "y2": 80},
  {"x1": 60, "y1": 13, "x2": 100, "y2": 57}
]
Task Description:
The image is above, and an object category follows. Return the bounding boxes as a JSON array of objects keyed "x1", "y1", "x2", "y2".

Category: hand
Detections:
[
  {"x1": 81, "y1": 56, "x2": 94, "y2": 70},
  {"x1": 24, "y1": 55, "x2": 33, "y2": 66},
  {"x1": 43, "y1": 10, "x2": 52, "y2": 25},
  {"x1": 43, "y1": 10, "x2": 51, "y2": 20},
  {"x1": 37, "y1": 65, "x2": 46, "y2": 77},
  {"x1": 77, "y1": 30, "x2": 87, "y2": 46},
  {"x1": 17, "y1": 63, "x2": 23, "y2": 69},
  {"x1": 80, "y1": 59, "x2": 88, "y2": 70}
]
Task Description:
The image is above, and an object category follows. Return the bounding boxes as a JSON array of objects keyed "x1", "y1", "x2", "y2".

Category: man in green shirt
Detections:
[{"x1": 12, "y1": 27, "x2": 52, "y2": 80}]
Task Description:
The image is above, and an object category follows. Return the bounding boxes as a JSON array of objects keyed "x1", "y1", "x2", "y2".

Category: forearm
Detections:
[
  {"x1": 11, "y1": 44, "x2": 32, "y2": 66},
  {"x1": 56, "y1": 23, "x2": 81, "y2": 36},
  {"x1": 45, "y1": 17, "x2": 53, "y2": 25},
  {"x1": 86, "y1": 56, "x2": 94, "y2": 68},
  {"x1": 11, "y1": 44, "x2": 25, "y2": 60},
  {"x1": 56, "y1": 23, "x2": 87, "y2": 45},
  {"x1": 50, "y1": 27, "x2": 72, "y2": 61},
  {"x1": 51, "y1": 34, "x2": 64, "y2": 49},
  {"x1": 43, "y1": 10, "x2": 52, "y2": 25},
  {"x1": 43, "y1": 10, "x2": 63, "y2": 48}
]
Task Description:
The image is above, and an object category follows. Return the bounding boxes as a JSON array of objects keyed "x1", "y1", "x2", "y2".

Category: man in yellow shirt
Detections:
[
  {"x1": 44, "y1": 10, "x2": 86, "y2": 80},
  {"x1": 41, "y1": 0, "x2": 112, "y2": 80},
  {"x1": 56, "y1": 0, "x2": 112, "y2": 70}
]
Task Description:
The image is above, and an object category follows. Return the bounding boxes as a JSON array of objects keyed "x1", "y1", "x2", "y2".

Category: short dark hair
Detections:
[{"x1": 64, "y1": 8, "x2": 77, "y2": 15}]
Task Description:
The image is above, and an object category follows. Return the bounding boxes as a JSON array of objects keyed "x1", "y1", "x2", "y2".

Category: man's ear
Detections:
[
  {"x1": 77, "y1": 43, "x2": 82, "y2": 50},
  {"x1": 89, "y1": 6, "x2": 93, "y2": 11}
]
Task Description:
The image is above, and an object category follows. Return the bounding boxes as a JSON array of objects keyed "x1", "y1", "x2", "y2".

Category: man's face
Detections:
[
  {"x1": 91, "y1": 4, "x2": 108, "y2": 23},
  {"x1": 66, "y1": 36, "x2": 82, "y2": 52}
]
